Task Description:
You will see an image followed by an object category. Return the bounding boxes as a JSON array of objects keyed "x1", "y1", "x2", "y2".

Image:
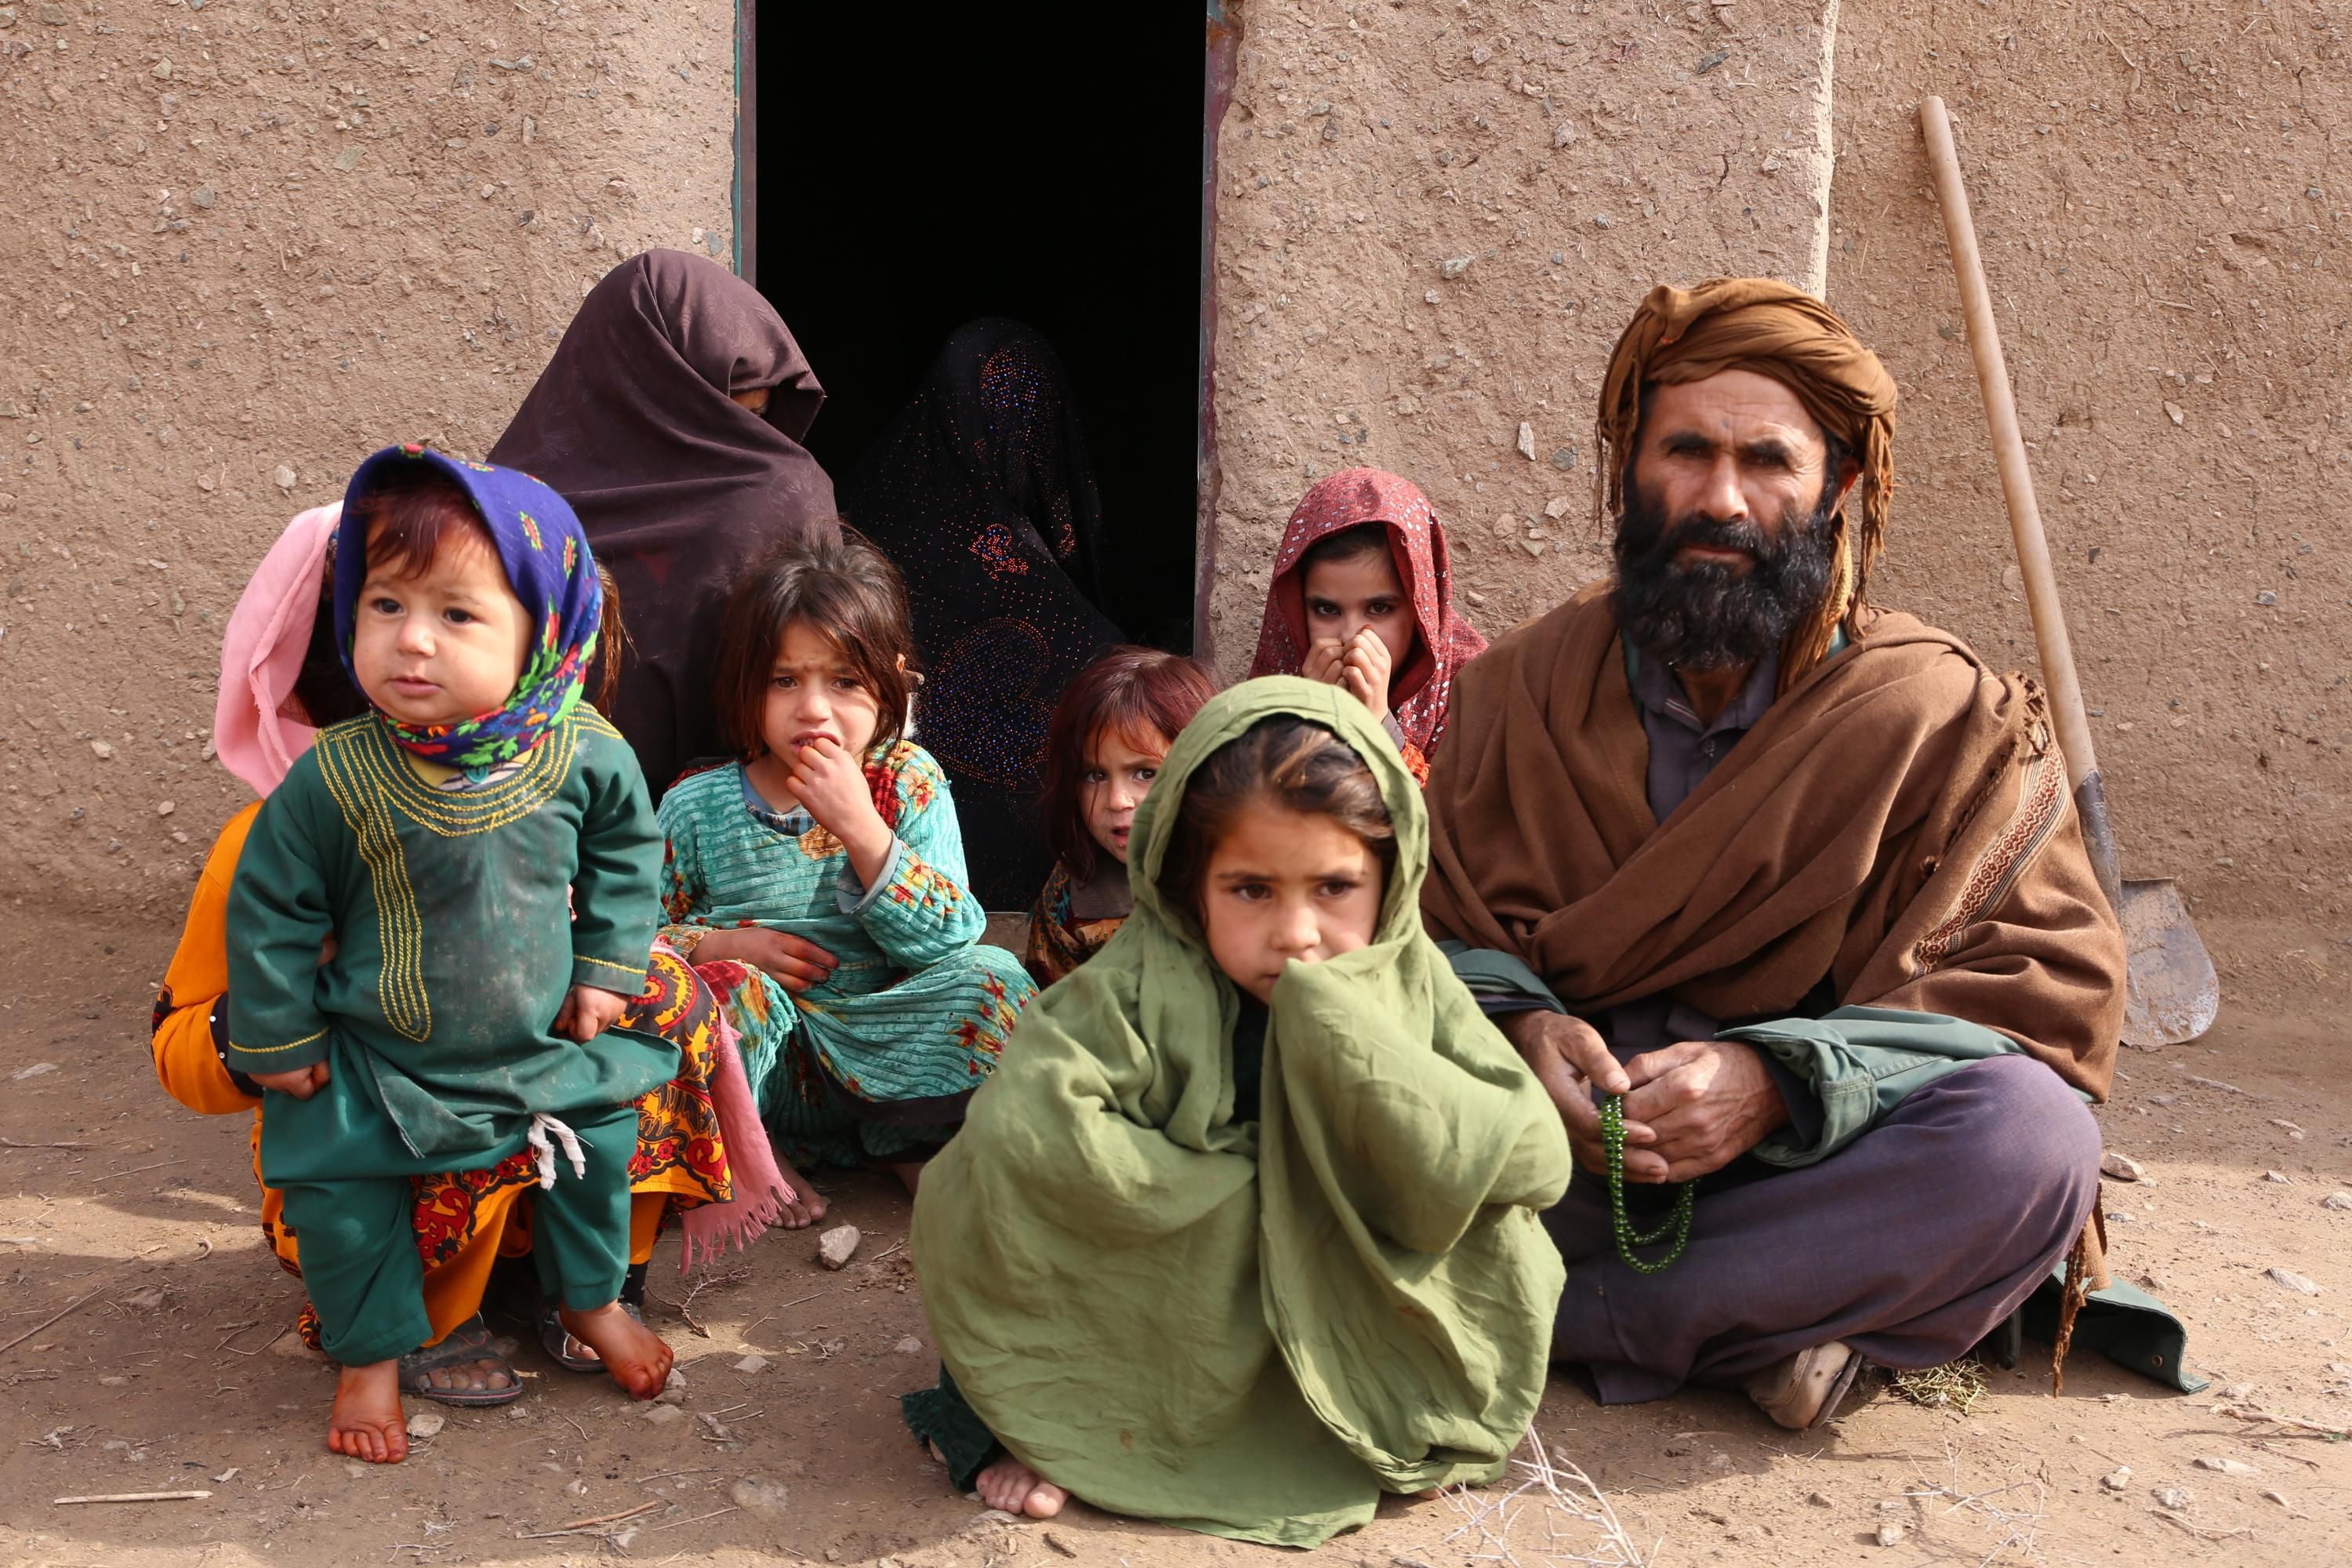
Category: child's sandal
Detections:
[
  {"x1": 538, "y1": 1300, "x2": 646, "y2": 1373},
  {"x1": 397, "y1": 1315, "x2": 523, "y2": 1406}
]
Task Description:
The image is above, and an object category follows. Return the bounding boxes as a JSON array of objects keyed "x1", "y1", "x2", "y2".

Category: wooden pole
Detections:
[{"x1": 1916, "y1": 96, "x2": 2101, "y2": 791}]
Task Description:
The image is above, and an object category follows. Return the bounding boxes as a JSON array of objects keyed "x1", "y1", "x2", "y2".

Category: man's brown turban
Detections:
[{"x1": 1595, "y1": 278, "x2": 1898, "y2": 685}]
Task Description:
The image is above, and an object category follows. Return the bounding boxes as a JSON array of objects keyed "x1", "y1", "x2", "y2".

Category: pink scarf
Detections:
[
  {"x1": 214, "y1": 504, "x2": 339, "y2": 794},
  {"x1": 675, "y1": 993, "x2": 798, "y2": 1271}
]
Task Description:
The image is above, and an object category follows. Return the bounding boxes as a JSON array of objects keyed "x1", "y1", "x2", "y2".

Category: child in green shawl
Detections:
[{"x1": 905, "y1": 677, "x2": 1573, "y2": 1547}]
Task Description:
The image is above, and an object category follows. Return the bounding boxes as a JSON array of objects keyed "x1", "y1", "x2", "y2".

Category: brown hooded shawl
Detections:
[
  {"x1": 491, "y1": 249, "x2": 840, "y2": 796},
  {"x1": 1421, "y1": 586, "x2": 2122, "y2": 1098}
]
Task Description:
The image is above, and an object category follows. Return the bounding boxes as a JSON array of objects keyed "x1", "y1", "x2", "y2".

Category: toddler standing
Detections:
[{"x1": 227, "y1": 447, "x2": 678, "y2": 1462}]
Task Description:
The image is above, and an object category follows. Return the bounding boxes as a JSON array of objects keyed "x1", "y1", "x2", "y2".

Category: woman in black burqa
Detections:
[
  {"x1": 844, "y1": 319, "x2": 1123, "y2": 909},
  {"x1": 490, "y1": 249, "x2": 840, "y2": 797}
]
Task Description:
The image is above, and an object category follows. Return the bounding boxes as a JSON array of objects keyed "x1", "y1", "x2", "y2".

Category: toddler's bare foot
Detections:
[
  {"x1": 558, "y1": 1300, "x2": 673, "y2": 1399},
  {"x1": 776, "y1": 1152, "x2": 828, "y2": 1228},
  {"x1": 977, "y1": 1457, "x2": 1068, "y2": 1519},
  {"x1": 326, "y1": 1359, "x2": 408, "y2": 1464}
]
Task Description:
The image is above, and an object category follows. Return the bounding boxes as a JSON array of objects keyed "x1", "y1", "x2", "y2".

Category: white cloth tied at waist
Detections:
[{"x1": 528, "y1": 1112, "x2": 590, "y2": 1189}]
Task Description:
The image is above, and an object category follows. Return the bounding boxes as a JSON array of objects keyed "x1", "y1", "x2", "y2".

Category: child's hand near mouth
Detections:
[{"x1": 786, "y1": 735, "x2": 895, "y2": 886}]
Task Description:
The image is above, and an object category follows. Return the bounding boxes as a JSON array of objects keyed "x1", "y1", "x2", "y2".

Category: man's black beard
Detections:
[{"x1": 1608, "y1": 475, "x2": 1842, "y2": 673}]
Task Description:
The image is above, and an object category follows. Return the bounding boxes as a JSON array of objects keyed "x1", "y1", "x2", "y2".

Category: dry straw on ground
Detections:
[{"x1": 1442, "y1": 1431, "x2": 1656, "y2": 1568}]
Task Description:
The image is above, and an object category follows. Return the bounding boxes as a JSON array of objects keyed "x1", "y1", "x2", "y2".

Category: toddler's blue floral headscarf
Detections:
[{"x1": 335, "y1": 443, "x2": 602, "y2": 769}]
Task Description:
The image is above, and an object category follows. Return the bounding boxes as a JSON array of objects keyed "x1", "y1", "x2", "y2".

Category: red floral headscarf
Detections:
[{"x1": 1247, "y1": 468, "x2": 1488, "y2": 757}]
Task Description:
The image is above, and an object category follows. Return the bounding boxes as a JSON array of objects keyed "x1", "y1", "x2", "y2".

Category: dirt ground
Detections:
[{"x1": 0, "y1": 909, "x2": 2343, "y2": 1568}]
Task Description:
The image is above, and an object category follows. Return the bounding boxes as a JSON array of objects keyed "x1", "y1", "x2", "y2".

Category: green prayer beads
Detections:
[{"x1": 1602, "y1": 1094, "x2": 1694, "y2": 1274}]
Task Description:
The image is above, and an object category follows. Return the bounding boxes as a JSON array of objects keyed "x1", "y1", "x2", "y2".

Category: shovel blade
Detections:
[{"x1": 2118, "y1": 878, "x2": 2220, "y2": 1047}]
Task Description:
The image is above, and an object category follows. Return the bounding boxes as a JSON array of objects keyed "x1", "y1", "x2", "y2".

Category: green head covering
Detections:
[{"x1": 909, "y1": 677, "x2": 1570, "y2": 1547}]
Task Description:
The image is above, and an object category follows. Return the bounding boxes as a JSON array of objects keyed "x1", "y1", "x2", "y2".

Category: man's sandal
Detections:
[
  {"x1": 539, "y1": 1299, "x2": 647, "y2": 1374},
  {"x1": 397, "y1": 1315, "x2": 523, "y2": 1407},
  {"x1": 1744, "y1": 1341, "x2": 1875, "y2": 1430}
]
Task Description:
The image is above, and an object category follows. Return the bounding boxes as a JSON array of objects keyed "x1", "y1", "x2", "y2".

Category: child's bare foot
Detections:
[
  {"x1": 557, "y1": 1301, "x2": 673, "y2": 1399},
  {"x1": 326, "y1": 1359, "x2": 408, "y2": 1464},
  {"x1": 977, "y1": 1457, "x2": 1068, "y2": 1519},
  {"x1": 776, "y1": 1152, "x2": 828, "y2": 1228}
]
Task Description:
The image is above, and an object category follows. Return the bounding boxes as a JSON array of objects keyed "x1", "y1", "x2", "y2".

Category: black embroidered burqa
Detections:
[
  {"x1": 844, "y1": 320, "x2": 1122, "y2": 908},
  {"x1": 490, "y1": 249, "x2": 840, "y2": 797}
]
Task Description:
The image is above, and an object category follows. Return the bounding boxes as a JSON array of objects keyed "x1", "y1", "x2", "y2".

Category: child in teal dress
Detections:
[
  {"x1": 227, "y1": 446, "x2": 680, "y2": 1465},
  {"x1": 656, "y1": 535, "x2": 1034, "y2": 1197}
]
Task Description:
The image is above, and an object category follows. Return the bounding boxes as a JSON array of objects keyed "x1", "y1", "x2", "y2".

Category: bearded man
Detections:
[{"x1": 1422, "y1": 280, "x2": 2127, "y2": 1430}]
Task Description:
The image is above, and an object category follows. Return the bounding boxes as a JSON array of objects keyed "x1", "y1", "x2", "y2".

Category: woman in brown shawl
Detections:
[{"x1": 491, "y1": 249, "x2": 840, "y2": 797}]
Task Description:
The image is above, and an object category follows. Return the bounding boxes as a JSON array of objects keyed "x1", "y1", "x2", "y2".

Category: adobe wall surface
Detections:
[
  {"x1": 1827, "y1": 0, "x2": 2350, "y2": 927},
  {"x1": 0, "y1": 0, "x2": 738, "y2": 919},
  {"x1": 1208, "y1": 0, "x2": 2349, "y2": 934}
]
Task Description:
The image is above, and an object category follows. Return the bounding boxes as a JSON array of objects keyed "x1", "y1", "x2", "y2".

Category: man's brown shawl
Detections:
[{"x1": 1421, "y1": 585, "x2": 2122, "y2": 1100}]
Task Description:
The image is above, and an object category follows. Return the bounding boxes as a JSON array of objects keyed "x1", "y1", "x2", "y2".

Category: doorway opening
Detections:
[{"x1": 749, "y1": 7, "x2": 1204, "y2": 653}]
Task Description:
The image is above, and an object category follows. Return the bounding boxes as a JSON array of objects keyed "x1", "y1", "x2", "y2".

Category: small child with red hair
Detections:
[{"x1": 1024, "y1": 647, "x2": 1218, "y2": 986}]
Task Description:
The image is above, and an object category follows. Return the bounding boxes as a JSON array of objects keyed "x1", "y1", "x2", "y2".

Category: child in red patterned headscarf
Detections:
[{"x1": 1247, "y1": 468, "x2": 1488, "y2": 783}]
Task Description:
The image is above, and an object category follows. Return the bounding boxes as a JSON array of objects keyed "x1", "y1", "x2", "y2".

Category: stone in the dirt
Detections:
[
  {"x1": 345, "y1": 1462, "x2": 368, "y2": 1478},
  {"x1": 1044, "y1": 1530, "x2": 1079, "y2": 1559},
  {"x1": 2267, "y1": 1267, "x2": 2321, "y2": 1296},
  {"x1": 894, "y1": 1336, "x2": 925, "y2": 1355},
  {"x1": 2100, "y1": 1466, "x2": 2131, "y2": 1491},
  {"x1": 1439, "y1": 256, "x2": 1473, "y2": 279},
  {"x1": 121, "y1": 1285, "x2": 169, "y2": 1312},
  {"x1": 818, "y1": 1224, "x2": 861, "y2": 1270},
  {"x1": 2263, "y1": 1170, "x2": 2292, "y2": 1184},
  {"x1": 2099, "y1": 1150, "x2": 2145, "y2": 1181},
  {"x1": 1873, "y1": 1522, "x2": 1904, "y2": 1547},
  {"x1": 2262, "y1": 1489, "x2": 2292, "y2": 1508},
  {"x1": 656, "y1": 1367, "x2": 687, "y2": 1404},
  {"x1": 405, "y1": 1410, "x2": 445, "y2": 1439},
  {"x1": 2194, "y1": 1456, "x2": 2258, "y2": 1476},
  {"x1": 2321, "y1": 1192, "x2": 2352, "y2": 1211},
  {"x1": 1516, "y1": 422, "x2": 1537, "y2": 461},
  {"x1": 1806, "y1": 1490, "x2": 1832, "y2": 1507},
  {"x1": 2219, "y1": 1381, "x2": 2256, "y2": 1401},
  {"x1": 2153, "y1": 1486, "x2": 2191, "y2": 1510},
  {"x1": 273, "y1": 465, "x2": 296, "y2": 490},
  {"x1": 642, "y1": 1402, "x2": 685, "y2": 1425},
  {"x1": 731, "y1": 1476, "x2": 789, "y2": 1512},
  {"x1": 734, "y1": 1353, "x2": 769, "y2": 1374}
]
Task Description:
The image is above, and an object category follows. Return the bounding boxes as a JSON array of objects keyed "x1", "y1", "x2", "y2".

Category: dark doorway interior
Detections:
[{"x1": 753, "y1": 8, "x2": 1201, "y2": 652}]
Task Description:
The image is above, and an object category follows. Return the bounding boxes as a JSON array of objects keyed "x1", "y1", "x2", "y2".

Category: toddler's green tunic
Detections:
[{"x1": 225, "y1": 710, "x2": 677, "y2": 1363}]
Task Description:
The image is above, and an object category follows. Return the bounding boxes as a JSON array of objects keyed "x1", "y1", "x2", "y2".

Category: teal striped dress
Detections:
[{"x1": 655, "y1": 741, "x2": 1034, "y2": 1167}]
